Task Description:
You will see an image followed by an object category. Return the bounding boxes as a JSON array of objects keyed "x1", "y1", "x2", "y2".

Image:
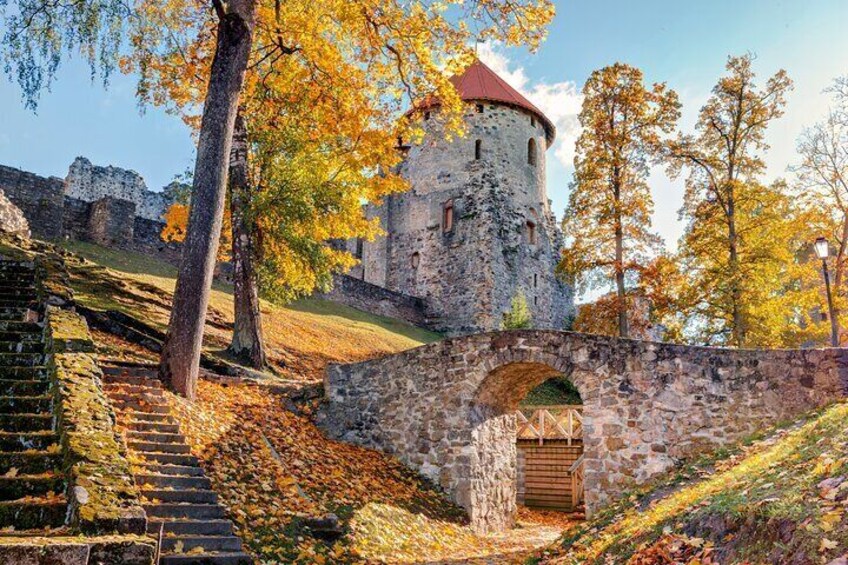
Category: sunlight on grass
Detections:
[{"x1": 56, "y1": 239, "x2": 441, "y2": 379}]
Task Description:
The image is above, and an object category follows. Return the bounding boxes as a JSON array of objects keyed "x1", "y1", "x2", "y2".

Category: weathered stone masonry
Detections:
[
  {"x1": 0, "y1": 158, "x2": 182, "y2": 261},
  {"x1": 320, "y1": 330, "x2": 848, "y2": 533}
]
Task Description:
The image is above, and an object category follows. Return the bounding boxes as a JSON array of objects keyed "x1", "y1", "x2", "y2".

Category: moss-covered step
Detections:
[
  {"x1": 0, "y1": 322, "x2": 41, "y2": 333},
  {"x1": 0, "y1": 367, "x2": 49, "y2": 380},
  {"x1": 0, "y1": 431, "x2": 57, "y2": 452},
  {"x1": 0, "y1": 473, "x2": 64, "y2": 500},
  {"x1": 0, "y1": 309, "x2": 28, "y2": 321},
  {"x1": 0, "y1": 450, "x2": 61, "y2": 475},
  {"x1": 0, "y1": 413, "x2": 53, "y2": 432},
  {"x1": 0, "y1": 353, "x2": 45, "y2": 367},
  {"x1": 0, "y1": 341, "x2": 44, "y2": 354},
  {"x1": 0, "y1": 497, "x2": 66, "y2": 529},
  {"x1": 0, "y1": 379, "x2": 50, "y2": 396},
  {"x1": 0, "y1": 395, "x2": 51, "y2": 414}
]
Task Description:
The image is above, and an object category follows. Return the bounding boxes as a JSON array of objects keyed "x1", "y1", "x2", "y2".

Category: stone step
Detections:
[
  {"x1": 0, "y1": 331, "x2": 42, "y2": 342},
  {"x1": 110, "y1": 399, "x2": 170, "y2": 414},
  {"x1": 101, "y1": 365, "x2": 159, "y2": 378},
  {"x1": 126, "y1": 430, "x2": 185, "y2": 444},
  {"x1": 137, "y1": 451, "x2": 200, "y2": 467},
  {"x1": 139, "y1": 463, "x2": 205, "y2": 477},
  {"x1": 142, "y1": 489, "x2": 218, "y2": 504},
  {"x1": 0, "y1": 366, "x2": 49, "y2": 381},
  {"x1": 0, "y1": 288, "x2": 36, "y2": 297},
  {"x1": 137, "y1": 474, "x2": 211, "y2": 490},
  {"x1": 148, "y1": 519, "x2": 234, "y2": 536},
  {"x1": 0, "y1": 395, "x2": 51, "y2": 414},
  {"x1": 159, "y1": 551, "x2": 253, "y2": 565},
  {"x1": 0, "y1": 308, "x2": 28, "y2": 321},
  {"x1": 0, "y1": 341, "x2": 44, "y2": 354},
  {"x1": 128, "y1": 441, "x2": 191, "y2": 455},
  {"x1": 102, "y1": 374, "x2": 163, "y2": 387},
  {"x1": 0, "y1": 497, "x2": 66, "y2": 529},
  {"x1": 104, "y1": 383, "x2": 165, "y2": 396},
  {"x1": 0, "y1": 379, "x2": 50, "y2": 397},
  {"x1": 0, "y1": 431, "x2": 58, "y2": 451},
  {"x1": 0, "y1": 473, "x2": 64, "y2": 500},
  {"x1": 123, "y1": 411, "x2": 175, "y2": 424},
  {"x1": 122, "y1": 420, "x2": 181, "y2": 434},
  {"x1": 0, "y1": 413, "x2": 52, "y2": 432},
  {"x1": 144, "y1": 503, "x2": 226, "y2": 520},
  {"x1": 0, "y1": 353, "x2": 44, "y2": 367},
  {"x1": 159, "y1": 534, "x2": 242, "y2": 553},
  {"x1": 0, "y1": 299, "x2": 35, "y2": 309},
  {"x1": 0, "y1": 322, "x2": 41, "y2": 334},
  {"x1": 0, "y1": 450, "x2": 62, "y2": 475}
]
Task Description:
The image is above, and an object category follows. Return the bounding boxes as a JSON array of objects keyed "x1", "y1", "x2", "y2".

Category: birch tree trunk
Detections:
[
  {"x1": 227, "y1": 110, "x2": 267, "y2": 369},
  {"x1": 159, "y1": 0, "x2": 257, "y2": 399}
]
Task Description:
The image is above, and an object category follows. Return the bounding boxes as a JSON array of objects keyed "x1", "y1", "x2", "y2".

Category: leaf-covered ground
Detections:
[
  {"x1": 163, "y1": 378, "x2": 577, "y2": 564},
  {"x1": 531, "y1": 401, "x2": 848, "y2": 564}
]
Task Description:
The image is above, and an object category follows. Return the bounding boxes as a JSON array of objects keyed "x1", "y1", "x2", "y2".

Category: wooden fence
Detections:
[{"x1": 516, "y1": 405, "x2": 584, "y2": 511}]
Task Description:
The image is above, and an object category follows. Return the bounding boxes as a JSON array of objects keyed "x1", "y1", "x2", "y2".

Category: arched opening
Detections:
[
  {"x1": 469, "y1": 360, "x2": 591, "y2": 533},
  {"x1": 474, "y1": 139, "x2": 482, "y2": 160},
  {"x1": 527, "y1": 137, "x2": 537, "y2": 166}
]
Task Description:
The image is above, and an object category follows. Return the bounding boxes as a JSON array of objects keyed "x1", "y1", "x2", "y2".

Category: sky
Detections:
[{"x1": 1, "y1": 0, "x2": 848, "y2": 255}]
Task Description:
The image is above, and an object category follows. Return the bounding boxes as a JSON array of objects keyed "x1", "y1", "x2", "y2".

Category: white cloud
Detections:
[{"x1": 477, "y1": 42, "x2": 583, "y2": 168}]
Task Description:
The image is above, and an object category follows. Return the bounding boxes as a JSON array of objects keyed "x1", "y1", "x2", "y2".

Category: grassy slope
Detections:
[
  {"x1": 533, "y1": 401, "x2": 848, "y2": 564},
  {"x1": 58, "y1": 240, "x2": 441, "y2": 379}
]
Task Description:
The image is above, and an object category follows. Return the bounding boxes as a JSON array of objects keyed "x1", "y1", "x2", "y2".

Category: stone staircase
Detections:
[
  {"x1": 101, "y1": 363, "x2": 252, "y2": 565},
  {"x1": 0, "y1": 259, "x2": 68, "y2": 532}
]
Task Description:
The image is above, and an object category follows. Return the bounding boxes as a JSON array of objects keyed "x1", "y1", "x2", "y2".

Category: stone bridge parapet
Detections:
[{"x1": 319, "y1": 330, "x2": 848, "y2": 532}]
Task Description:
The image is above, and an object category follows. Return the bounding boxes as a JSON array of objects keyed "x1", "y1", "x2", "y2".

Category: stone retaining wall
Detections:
[
  {"x1": 320, "y1": 330, "x2": 848, "y2": 532},
  {"x1": 317, "y1": 274, "x2": 429, "y2": 328}
]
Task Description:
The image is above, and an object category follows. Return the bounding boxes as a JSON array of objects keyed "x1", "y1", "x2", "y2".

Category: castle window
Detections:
[
  {"x1": 443, "y1": 200, "x2": 455, "y2": 233},
  {"x1": 527, "y1": 221, "x2": 537, "y2": 245},
  {"x1": 476, "y1": 104, "x2": 484, "y2": 113},
  {"x1": 534, "y1": 296, "x2": 538, "y2": 306},
  {"x1": 534, "y1": 273, "x2": 538, "y2": 288},
  {"x1": 531, "y1": 116, "x2": 536, "y2": 127},
  {"x1": 424, "y1": 111, "x2": 430, "y2": 121},
  {"x1": 354, "y1": 238, "x2": 363, "y2": 259},
  {"x1": 411, "y1": 252, "x2": 420, "y2": 268},
  {"x1": 475, "y1": 139, "x2": 482, "y2": 160},
  {"x1": 527, "y1": 138, "x2": 537, "y2": 166}
]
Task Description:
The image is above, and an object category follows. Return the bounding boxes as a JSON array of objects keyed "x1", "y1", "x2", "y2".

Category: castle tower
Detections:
[{"x1": 358, "y1": 60, "x2": 574, "y2": 335}]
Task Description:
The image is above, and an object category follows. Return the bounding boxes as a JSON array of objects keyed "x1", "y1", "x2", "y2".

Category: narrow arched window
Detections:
[
  {"x1": 443, "y1": 200, "x2": 454, "y2": 233},
  {"x1": 424, "y1": 111, "x2": 430, "y2": 121},
  {"x1": 411, "y1": 252, "x2": 420, "y2": 268},
  {"x1": 527, "y1": 221, "x2": 537, "y2": 245},
  {"x1": 527, "y1": 138, "x2": 537, "y2": 166},
  {"x1": 475, "y1": 139, "x2": 482, "y2": 160},
  {"x1": 476, "y1": 104, "x2": 484, "y2": 113}
]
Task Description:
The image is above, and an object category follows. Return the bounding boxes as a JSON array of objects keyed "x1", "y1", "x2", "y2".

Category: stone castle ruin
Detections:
[
  {"x1": 335, "y1": 60, "x2": 575, "y2": 335},
  {"x1": 0, "y1": 156, "x2": 181, "y2": 260}
]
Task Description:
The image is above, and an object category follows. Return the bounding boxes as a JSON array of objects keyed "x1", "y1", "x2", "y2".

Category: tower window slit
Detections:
[
  {"x1": 475, "y1": 139, "x2": 482, "y2": 160},
  {"x1": 443, "y1": 200, "x2": 455, "y2": 233}
]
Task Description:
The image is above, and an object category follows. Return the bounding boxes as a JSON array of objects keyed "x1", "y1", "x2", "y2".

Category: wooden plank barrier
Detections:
[{"x1": 516, "y1": 405, "x2": 584, "y2": 511}]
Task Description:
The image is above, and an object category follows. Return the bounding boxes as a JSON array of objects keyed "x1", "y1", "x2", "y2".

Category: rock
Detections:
[
  {"x1": 0, "y1": 188, "x2": 30, "y2": 238},
  {"x1": 826, "y1": 557, "x2": 848, "y2": 565},
  {"x1": 302, "y1": 513, "x2": 345, "y2": 540},
  {"x1": 74, "y1": 485, "x2": 90, "y2": 505}
]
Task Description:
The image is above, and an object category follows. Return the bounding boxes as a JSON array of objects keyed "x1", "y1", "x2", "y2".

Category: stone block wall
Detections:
[
  {"x1": 88, "y1": 197, "x2": 135, "y2": 247},
  {"x1": 321, "y1": 330, "x2": 848, "y2": 532},
  {"x1": 317, "y1": 274, "x2": 429, "y2": 328},
  {"x1": 0, "y1": 164, "x2": 65, "y2": 239}
]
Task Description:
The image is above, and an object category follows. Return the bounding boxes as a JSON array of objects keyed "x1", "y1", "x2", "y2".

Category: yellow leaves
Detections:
[
  {"x1": 819, "y1": 509, "x2": 844, "y2": 532},
  {"x1": 819, "y1": 538, "x2": 839, "y2": 553}
]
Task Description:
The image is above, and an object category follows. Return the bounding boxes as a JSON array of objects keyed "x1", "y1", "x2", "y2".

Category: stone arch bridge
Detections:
[{"x1": 319, "y1": 330, "x2": 848, "y2": 533}]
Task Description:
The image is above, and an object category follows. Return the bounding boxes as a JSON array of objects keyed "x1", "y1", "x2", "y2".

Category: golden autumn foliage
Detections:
[
  {"x1": 560, "y1": 63, "x2": 680, "y2": 338},
  {"x1": 123, "y1": 0, "x2": 555, "y2": 302}
]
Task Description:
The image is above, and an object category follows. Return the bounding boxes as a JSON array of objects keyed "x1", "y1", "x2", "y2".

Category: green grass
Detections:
[
  {"x1": 54, "y1": 239, "x2": 442, "y2": 379},
  {"x1": 521, "y1": 377, "x2": 582, "y2": 406}
]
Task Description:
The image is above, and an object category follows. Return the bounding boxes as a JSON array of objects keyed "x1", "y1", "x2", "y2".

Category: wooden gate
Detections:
[{"x1": 516, "y1": 406, "x2": 584, "y2": 511}]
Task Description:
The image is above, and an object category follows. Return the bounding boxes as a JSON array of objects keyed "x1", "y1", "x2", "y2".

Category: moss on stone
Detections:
[
  {"x1": 49, "y1": 315, "x2": 146, "y2": 535},
  {"x1": 47, "y1": 308, "x2": 94, "y2": 353}
]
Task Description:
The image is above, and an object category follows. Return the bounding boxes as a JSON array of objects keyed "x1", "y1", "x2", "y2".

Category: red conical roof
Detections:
[{"x1": 409, "y1": 59, "x2": 556, "y2": 145}]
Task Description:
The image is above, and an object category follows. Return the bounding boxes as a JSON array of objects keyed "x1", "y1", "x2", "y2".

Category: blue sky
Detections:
[{"x1": 1, "y1": 0, "x2": 847, "y2": 253}]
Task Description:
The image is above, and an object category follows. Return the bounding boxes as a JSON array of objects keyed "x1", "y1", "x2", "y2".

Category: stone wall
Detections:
[
  {"x1": 88, "y1": 197, "x2": 136, "y2": 247},
  {"x1": 317, "y1": 274, "x2": 429, "y2": 328},
  {"x1": 0, "y1": 164, "x2": 65, "y2": 239},
  {"x1": 320, "y1": 330, "x2": 848, "y2": 533}
]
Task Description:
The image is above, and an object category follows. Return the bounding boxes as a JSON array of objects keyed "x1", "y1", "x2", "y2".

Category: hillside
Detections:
[
  {"x1": 57, "y1": 240, "x2": 441, "y2": 380},
  {"x1": 532, "y1": 401, "x2": 848, "y2": 564}
]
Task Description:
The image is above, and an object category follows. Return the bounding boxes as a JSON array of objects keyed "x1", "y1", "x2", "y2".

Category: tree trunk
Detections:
[
  {"x1": 159, "y1": 0, "x2": 257, "y2": 399},
  {"x1": 613, "y1": 172, "x2": 628, "y2": 339},
  {"x1": 227, "y1": 110, "x2": 267, "y2": 369},
  {"x1": 728, "y1": 194, "x2": 744, "y2": 347}
]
